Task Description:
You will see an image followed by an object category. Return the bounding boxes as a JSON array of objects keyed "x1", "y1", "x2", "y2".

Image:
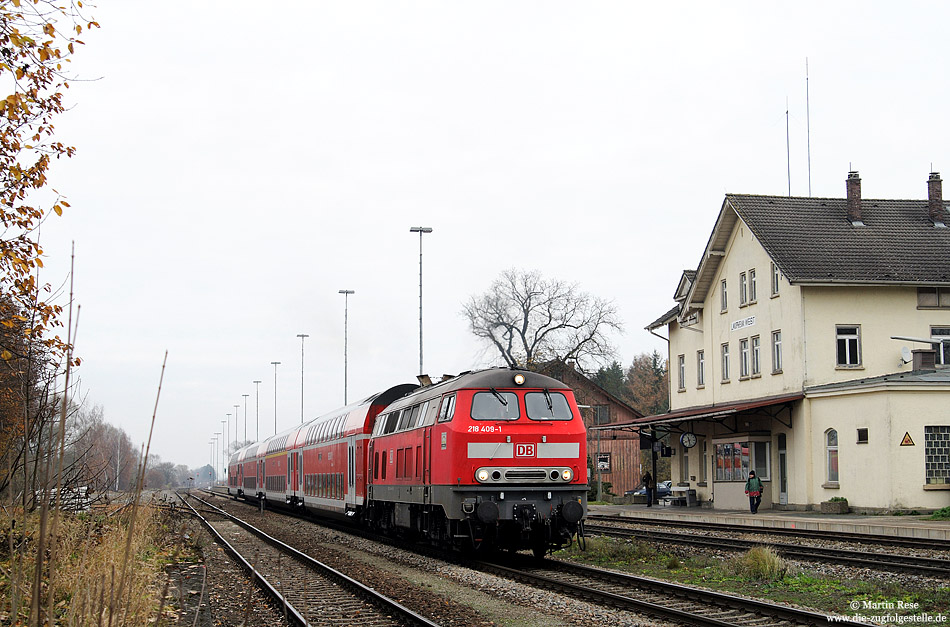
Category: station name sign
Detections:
[{"x1": 731, "y1": 316, "x2": 756, "y2": 332}]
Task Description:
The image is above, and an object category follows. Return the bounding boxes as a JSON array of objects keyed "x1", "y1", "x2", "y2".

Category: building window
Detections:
[
  {"x1": 932, "y1": 327, "x2": 950, "y2": 365},
  {"x1": 697, "y1": 350, "x2": 705, "y2": 387},
  {"x1": 749, "y1": 268, "x2": 757, "y2": 303},
  {"x1": 826, "y1": 429, "x2": 839, "y2": 483},
  {"x1": 836, "y1": 325, "x2": 861, "y2": 367},
  {"x1": 701, "y1": 440, "x2": 708, "y2": 484},
  {"x1": 771, "y1": 262, "x2": 780, "y2": 297},
  {"x1": 739, "y1": 338, "x2": 750, "y2": 378},
  {"x1": 856, "y1": 428, "x2": 869, "y2": 444},
  {"x1": 925, "y1": 426, "x2": 950, "y2": 485},
  {"x1": 593, "y1": 405, "x2": 610, "y2": 426},
  {"x1": 751, "y1": 335, "x2": 761, "y2": 376},
  {"x1": 721, "y1": 279, "x2": 728, "y2": 312},
  {"x1": 721, "y1": 343, "x2": 730, "y2": 381},
  {"x1": 918, "y1": 287, "x2": 950, "y2": 309},
  {"x1": 771, "y1": 330, "x2": 782, "y2": 373},
  {"x1": 739, "y1": 272, "x2": 748, "y2": 306},
  {"x1": 714, "y1": 441, "x2": 770, "y2": 481},
  {"x1": 680, "y1": 443, "x2": 689, "y2": 481},
  {"x1": 677, "y1": 354, "x2": 686, "y2": 391}
]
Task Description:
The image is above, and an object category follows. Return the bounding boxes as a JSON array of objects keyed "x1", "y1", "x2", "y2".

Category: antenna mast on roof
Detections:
[
  {"x1": 786, "y1": 96, "x2": 791, "y2": 197},
  {"x1": 806, "y1": 58, "x2": 812, "y2": 197}
]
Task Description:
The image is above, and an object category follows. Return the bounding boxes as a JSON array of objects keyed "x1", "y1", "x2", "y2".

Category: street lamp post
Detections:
[
  {"x1": 409, "y1": 226, "x2": 433, "y2": 375},
  {"x1": 271, "y1": 361, "x2": 281, "y2": 434},
  {"x1": 253, "y1": 380, "x2": 262, "y2": 441},
  {"x1": 212, "y1": 433, "x2": 220, "y2": 485},
  {"x1": 339, "y1": 290, "x2": 355, "y2": 404},
  {"x1": 234, "y1": 404, "x2": 240, "y2": 443},
  {"x1": 220, "y1": 420, "x2": 227, "y2": 483},
  {"x1": 242, "y1": 394, "x2": 249, "y2": 441},
  {"x1": 296, "y1": 334, "x2": 308, "y2": 424}
]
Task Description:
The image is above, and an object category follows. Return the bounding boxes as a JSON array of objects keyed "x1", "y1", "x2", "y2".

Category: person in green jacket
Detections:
[{"x1": 744, "y1": 470, "x2": 763, "y2": 514}]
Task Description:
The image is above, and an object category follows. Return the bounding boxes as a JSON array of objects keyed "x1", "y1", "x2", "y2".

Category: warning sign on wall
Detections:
[{"x1": 900, "y1": 432, "x2": 915, "y2": 446}]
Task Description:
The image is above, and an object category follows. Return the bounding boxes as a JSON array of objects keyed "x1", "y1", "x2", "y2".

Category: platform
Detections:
[{"x1": 588, "y1": 503, "x2": 950, "y2": 541}]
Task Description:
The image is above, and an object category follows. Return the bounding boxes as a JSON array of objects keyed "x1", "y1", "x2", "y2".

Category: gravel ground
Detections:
[{"x1": 200, "y1": 494, "x2": 668, "y2": 626}]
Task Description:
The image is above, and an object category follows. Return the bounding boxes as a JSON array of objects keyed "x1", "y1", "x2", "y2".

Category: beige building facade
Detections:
[{"x1": 628, "y1": 172, "x2": 950, "y2": 512}]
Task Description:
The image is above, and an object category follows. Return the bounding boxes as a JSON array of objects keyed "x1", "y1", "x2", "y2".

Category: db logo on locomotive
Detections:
[{"x1": 515, "y1": 443, "x2": 536, "y2": 457}]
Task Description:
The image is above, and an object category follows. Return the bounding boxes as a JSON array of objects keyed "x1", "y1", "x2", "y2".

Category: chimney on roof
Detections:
[
  {"x1": 912, "y1": 348, "x2": 937, "y2": 372},
  {"x1": 846, "y1": 171, "x2": 863, "y2": 225},
  {"x1": 928, "y1": 172, "x2": 945, "y2": 226}
]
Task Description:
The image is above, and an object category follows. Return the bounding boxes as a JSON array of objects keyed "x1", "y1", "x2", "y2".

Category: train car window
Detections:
[
  {"x1": 397, "y1": 407, "x2": 414, "y2": 431},
  {"x1": 525, "y1": 392, "x2": 574, "y2": 420},
  {"x1": 471, "y1": 391, "x2": 520, "y2": 420},
  {"x1": 400, "y1": 405, "x2": 419, "y2": 430},
  {"x1": 384, "y1": 411, "x2": 401, "y2": 434},
  {"x1": 413, "y1": 401, "x2": 430, "y2": 428},
  {"x1": 437, "y1": 395, "x2": 456, "y2": 422},
  {"x1": 335, "y1": 415, "x2": 345, "y2": 438},
  {"x1": 372, "y1": 415, "x2": 386, "y2": 436}
]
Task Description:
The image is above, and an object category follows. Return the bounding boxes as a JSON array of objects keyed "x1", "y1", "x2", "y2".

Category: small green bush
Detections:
[
  {"x1": 729, "y1": 546, "x2": 786, "y2": 580},
  {"x1": 928, "y1": 506, "x2": 950, "y2": 520},
  {"x1": 828, "y1": 496, "x2": 848, "y2": 503}
]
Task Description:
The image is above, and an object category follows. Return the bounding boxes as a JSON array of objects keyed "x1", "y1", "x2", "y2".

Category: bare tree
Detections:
[{"x1": 463, "y1": 269, "x2": 622, "y2": 372}]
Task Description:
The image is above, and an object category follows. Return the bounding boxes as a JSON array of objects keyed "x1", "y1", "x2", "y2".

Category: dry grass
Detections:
[
  {"x1": 0, "y1": 502, "x2": 181, "y2": 625},
  {"x1": 729, "y1": 546, "x2": 787, "y2": 581}
]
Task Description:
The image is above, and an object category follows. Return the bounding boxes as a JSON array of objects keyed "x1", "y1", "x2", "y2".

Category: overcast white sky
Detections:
[{"x1": 38, "y1": 2, "x2": 950, "y2": 471}]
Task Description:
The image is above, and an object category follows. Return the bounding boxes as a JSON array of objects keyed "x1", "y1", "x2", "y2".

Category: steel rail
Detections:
[
  {"x1": 179, "y1": 492, "x2": 441, "y2": 627},
  {"x1": 588, "y1": 514, "x2": 950, "y2": 550},
  {"x1": 584, "y1": 523, "x2": 950, "y2": 577}
]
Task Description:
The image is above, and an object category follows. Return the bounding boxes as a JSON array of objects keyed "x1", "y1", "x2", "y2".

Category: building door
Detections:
[{"x1": 778, "y1": 433, "x2": 788, "y2": 505}]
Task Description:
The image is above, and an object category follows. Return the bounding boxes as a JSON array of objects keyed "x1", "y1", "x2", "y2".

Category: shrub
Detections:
[
  {"x1": 828, "y1": 496, "x2": 848, "y2": 503},
  {"x1": 928, "y1": 506, "x2": 950, "y2": 520}
]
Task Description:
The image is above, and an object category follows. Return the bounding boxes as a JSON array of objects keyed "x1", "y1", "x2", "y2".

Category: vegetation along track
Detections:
[
  {"x1": 584, "y1": 521, "x2": 950, "y2": 577},
  {"x1": 474, "y1": 555, "x2": 866, "y2": 627},
  {"x1": 178, "y1": 492, "x2": 439, "y2": 627}
]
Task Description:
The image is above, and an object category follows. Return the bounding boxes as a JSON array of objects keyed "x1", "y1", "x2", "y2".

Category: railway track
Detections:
[
  {"x1": 589, "y1": 513, "x2": 950, "y2": 551},
  {"x1": 202, "y1": 490, "x2": 870, "y2": 626},
  {"x1": 179, "y1": 492, "x2": 439, "y2": 627},
  {"x1": 584, "y1": 520, "x2": 950, "y2": 577},
  {"x1": 474, "y1": 555, "x2": 865, "y2": 627}
]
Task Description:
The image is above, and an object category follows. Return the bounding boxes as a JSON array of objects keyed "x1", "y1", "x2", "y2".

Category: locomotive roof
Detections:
[{"x1": 385, "y1": 368, "x2": 569, "y2": 411}]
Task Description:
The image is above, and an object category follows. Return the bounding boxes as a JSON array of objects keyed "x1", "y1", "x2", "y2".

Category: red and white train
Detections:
[{"x1": 227, "y1": 368, "x2": 587, "y2": 556}]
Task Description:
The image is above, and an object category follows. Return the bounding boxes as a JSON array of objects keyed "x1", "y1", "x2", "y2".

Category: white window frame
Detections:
[
  {"x1": 835, "y1": 325, "x2": 862, "y2": 368},
  {"x1": 697, "y1": 350, "x2": 705, "y2": 387},
  {"x1": 721, "y1": 343, "x2": 730, "y2": 382},
  {"x1": 739, "y1": 338, "x2": 750, "y2": 378},
  {"x1": 677, "y1": 354, "x2": 686, "y2": 391},
  {"x1": 739, "y1": 272, "x2": 748, "y2": 306},
  {"x1": 721, "y1": 279, "x2": 728, "y2": 312},
  {"x1": 772, "y1": 330, "x2": 782, "y2": 373},
  {"x1": 931, "y1": 326, "x2": 950, "y2": 365},
  {"x1": 749, "y1": 268, "x2": 757, "y2": 303},
  {"x1": 771, "y1": 262, "x2": 780, "y2": 297},
  {"x1": 826, "y1": 428, "x2": 839, "y2": 484}
]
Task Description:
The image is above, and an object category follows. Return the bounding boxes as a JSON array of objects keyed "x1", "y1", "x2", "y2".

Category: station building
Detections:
[{"x1": 605, "y1": 172, "x2": 950, "y2": 512}]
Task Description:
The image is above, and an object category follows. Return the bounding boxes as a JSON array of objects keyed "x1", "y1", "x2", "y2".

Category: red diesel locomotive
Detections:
[{"x1": 227, "y1": 368, "x2": 587, "y2": 556}]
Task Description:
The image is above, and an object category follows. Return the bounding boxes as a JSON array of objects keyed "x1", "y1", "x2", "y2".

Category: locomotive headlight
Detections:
[
  {"x1": 513, "y1": 373, "x2": 525, "y2": 386},
  {"x1": 476, "y1": 469, "x2": 490, "y2": 482},
  {"x1": 561, "y1": 468, "x2": 573, "y2": 482}
]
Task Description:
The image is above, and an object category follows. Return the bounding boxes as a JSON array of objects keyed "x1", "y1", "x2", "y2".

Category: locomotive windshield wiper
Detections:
[
  {"x1": 543, "y1": 388, "x2": 554, "y2": 413},
  {"x1": 489, "y1": 387, "x2": 508, "y2": 406}
]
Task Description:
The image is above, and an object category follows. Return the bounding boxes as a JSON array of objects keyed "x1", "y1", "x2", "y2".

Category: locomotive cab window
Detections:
[
  {"x1": 471, "y1": 390, "x2": 520, "y2": 420},
  {"x1": 437, "y1": 394, "x2": 456, "y2": 422},
  {"x1": 525, "y1": 391, "x2": 573, "y2": 420}
]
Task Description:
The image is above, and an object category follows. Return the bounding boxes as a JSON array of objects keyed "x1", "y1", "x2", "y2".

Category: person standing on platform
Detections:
[
  {"x1": 745, "y1": 470, "x2": 763, "y2": 513},
  {"x1": 641, "y1": 471, "x2": 655, "y2": 507}
]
